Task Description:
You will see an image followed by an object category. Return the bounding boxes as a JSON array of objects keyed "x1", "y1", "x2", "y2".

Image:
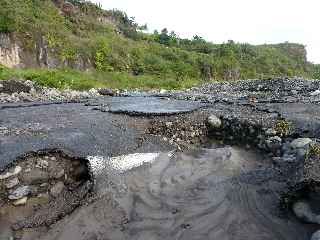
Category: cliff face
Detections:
[
  {"x1": 0, "y1": 33, "x2": 92, "y2": 70},
  {"x1": 0, "y1": 33, "x2": 20, "y2": 68}
]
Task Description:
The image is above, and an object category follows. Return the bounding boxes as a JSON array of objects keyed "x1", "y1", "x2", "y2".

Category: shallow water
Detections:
[{"x1": 43, "y1": 145, "x2": 310, "y2": 240}]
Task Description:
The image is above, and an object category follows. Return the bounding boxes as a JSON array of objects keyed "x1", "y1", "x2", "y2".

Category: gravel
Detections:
[{"x1": 0, "y1": 79, "x2": 100, "y2": 103}]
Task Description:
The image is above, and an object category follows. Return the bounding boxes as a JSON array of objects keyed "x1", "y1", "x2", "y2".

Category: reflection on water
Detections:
[{"x1": 84, "y1": 144, "x2": 309, "y2": 240}]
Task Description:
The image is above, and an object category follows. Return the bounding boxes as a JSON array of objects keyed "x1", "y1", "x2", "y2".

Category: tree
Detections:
[{"x1": 159, "y1": 28, "x2": 170, "y2": 45}]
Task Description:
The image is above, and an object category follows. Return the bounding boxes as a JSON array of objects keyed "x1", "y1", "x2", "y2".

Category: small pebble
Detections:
[
  {"x1": 5, "y1": 177, "x2": 19, "y2": 189},
  {"x1": 8, "y1": 186, "x2": 31, "y2": 200},
  {"x1": 13, "y1": 197, "x2": 28, "y2": 206}
]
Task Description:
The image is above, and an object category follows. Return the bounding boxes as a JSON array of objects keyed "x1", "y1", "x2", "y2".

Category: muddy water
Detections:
[{"x1": 42, "y1": 145, "x2": 310, "y2": 240}]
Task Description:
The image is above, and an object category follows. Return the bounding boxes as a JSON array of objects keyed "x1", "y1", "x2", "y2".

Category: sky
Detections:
[{"x1": 92, "y1": 0, "x2": 320, "y2": 63}]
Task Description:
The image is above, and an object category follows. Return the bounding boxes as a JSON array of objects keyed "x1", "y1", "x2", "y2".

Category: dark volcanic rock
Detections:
[
  {"x1": 0, "y1": 79, "x2": 31, "y2": 94},
  {"x1": 98, "y1": 88, "x2": 115, "y2": 96}
]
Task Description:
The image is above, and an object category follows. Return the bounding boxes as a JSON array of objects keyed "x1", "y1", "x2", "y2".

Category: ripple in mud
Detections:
[
  {"x1": 0, "y1": 150, "x2": 92, "y2": 240},
  {"x1": 39, "y1": 145, "x2": 310, "y2": 240}
]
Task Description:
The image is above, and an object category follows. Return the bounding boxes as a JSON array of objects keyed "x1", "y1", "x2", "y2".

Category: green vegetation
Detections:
[
  {"x1": 0, "y1": 65, "x2": 198, "y2": 90},
  {"x1": 312, "y1": 65, "x2": 320, "y2": 79},
  {"x1": 306, "y1": 143, "x2": 320, "y2": 160},
  {"x1": 0, "y1": 0, "x2": 317, "y2": 90},
  {"x1": 273, "y1": 119, "x2": 291, "y2": 137}
]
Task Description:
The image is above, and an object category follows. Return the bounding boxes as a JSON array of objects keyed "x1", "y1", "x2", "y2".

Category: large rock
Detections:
[
  {"x1": 98, "y1": 88, "x2": 115, "y2": 96},
  {"x1": 311, "y1": 230, "x2": 320, "y2": 240},
  {"x1": 290, "y1": 138, "x2": 313, "y2": 149},
  {"x1": 208, "y1": 115, "x2": 222, "y2": 128},
  {"x1": 0, "y1": 80, "x2": 31, "y2": 94}
]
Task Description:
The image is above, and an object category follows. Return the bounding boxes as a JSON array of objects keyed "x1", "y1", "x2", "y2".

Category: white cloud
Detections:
[{"x1": 92, "y1": 0, "x2": 320, "y2": 63}]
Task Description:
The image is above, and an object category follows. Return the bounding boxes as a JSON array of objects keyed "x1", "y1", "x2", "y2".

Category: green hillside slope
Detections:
[{"x1": 0, "y1": 0, "x2": 316, "y2": 90}]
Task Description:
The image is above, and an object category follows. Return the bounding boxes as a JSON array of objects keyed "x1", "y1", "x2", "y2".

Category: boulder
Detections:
[
  {"x1": 290, "y1": 138, "x2": 313, "y2": 149},
  {"x1": 98, "y1": 88, "x2": 115, "y2": 96},
  {"x1": 311, "y1": 230, "x2": 320, "y2": 240},
  {"x1": 62, "y1": 1, "x2": 75, "y2": 15},
  {"x1": 0, "y1": 80, "x2": 31, "y2": 94},
  {"x1": 208, "y1": 115, "x2": 222, "y2": 128}
]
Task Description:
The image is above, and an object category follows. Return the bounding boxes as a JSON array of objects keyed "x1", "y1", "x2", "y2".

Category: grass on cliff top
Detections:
[{"x1": 0, "y1": 66, "x2": 200, "y2": 90}]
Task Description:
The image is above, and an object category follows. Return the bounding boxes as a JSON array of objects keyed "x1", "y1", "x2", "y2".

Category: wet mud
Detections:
[{"x1": 26, "y1": 144, "x2": 311, "y2": 240}]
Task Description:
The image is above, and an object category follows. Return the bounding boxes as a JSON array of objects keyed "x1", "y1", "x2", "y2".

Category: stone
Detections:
[
  {"x1": 311, "y1": 90, "x2": 320, "y2": 96},
  {"x1": 35, "y1": 159, "x2": 49, "y2": 169},
  {"x1": 62, "y1": 1, "x2": 75, "y2": 15},
  {"x1": 265, "y1": 128, "x2": 277, "y2": 136},
  {"x1": 292, "y1": 201, "x2": 320, "y2": 224},
  {"x1": 13, "y1": 197, "x2": 28, "y2": 206},
  {"x1": 50, "y1": 181, "x2": 65, "y2": 197},
  {"x1": 282, "y1": 154, "x2": 297, "y2": 162},
  {"x1": 165, "y1": 122, "x2": 173, "y2": 128},
  {"x1": 311, "y1": 230, "x2": 320, "y2": 240},
  {"x1": 290, "y1": 138, "x2": 313, "y2": 149},
  {"x1": 5, "y1": 177, "x2": 19, "y2": 189},
  {"x1": 98, "y1": 88, "x2": 114, "y2": 96},
  {"x1": 21, "y1": 169, "x2": 49, "y2": 184},
  {"x1": 1, "y1": 80, "x2": 31, "y2": 94},
  {"x1": 0, "y1": 166, "x2": 22, "y2": 180},
  {"x1": 266, "y1": 136, "x2": 282, "y2": 151},
  {"x1": 208, "y1": 115, "x2": 222, "y2": 128},
  {"x1": 160, "y1": 89, "x2": 167, "y2": 94},
  {"x1": 8, "y1": 186, "x2": 31, "y2": 200}
]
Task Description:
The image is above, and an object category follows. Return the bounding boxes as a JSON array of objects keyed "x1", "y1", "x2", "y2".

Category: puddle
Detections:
[
  {"x1": 0, "y1": 146, "x2": 312, "y2": 239},
  {"x1": 64, "y1": 144, "x2": 308, "y2": 240}
]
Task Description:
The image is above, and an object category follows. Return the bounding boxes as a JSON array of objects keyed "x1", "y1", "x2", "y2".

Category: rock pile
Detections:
[
  {"x1": 0, "y1": 151, "x2": 91, "y2": 239},
  {"x1": 0, "y1": 153, "x2": 88, "y2": 205},
  {"x1": 0, "y1": 79, "x2": 100, "y2": 103}
]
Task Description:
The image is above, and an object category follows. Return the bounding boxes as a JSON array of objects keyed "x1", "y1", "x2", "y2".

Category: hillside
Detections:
[{"x1": 0, "y1": 0, "x2": 317, "y2": 90}]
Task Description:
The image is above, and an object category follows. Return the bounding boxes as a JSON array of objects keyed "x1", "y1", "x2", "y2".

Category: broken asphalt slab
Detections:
[{"x1": 0, "y1": 97, "x2": 204, "y2": 169}]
